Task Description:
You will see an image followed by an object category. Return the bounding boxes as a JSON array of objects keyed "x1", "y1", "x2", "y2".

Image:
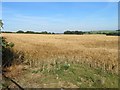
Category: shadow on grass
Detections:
[{"x1": 2, "y1": 48, "x2": 24, "y2": 68}]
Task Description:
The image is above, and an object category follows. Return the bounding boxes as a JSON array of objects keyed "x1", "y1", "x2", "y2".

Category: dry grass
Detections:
[{"x1": 2, "y1": 33, "x2": 118, "y2": 74}]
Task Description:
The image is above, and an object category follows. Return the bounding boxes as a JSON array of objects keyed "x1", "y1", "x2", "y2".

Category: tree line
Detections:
[
  {"x1": 1, "y1": 30, "x2": 120, "y2": 36},
  {"x1": 16, "y1": 30, "x2": 55, "y2": 34},
  {"x1": 2, "y1": 30, "x2": 55, "y2": 34},
  {"x1": 1, "y1": 30, "x2": 86, "y2": 35}
]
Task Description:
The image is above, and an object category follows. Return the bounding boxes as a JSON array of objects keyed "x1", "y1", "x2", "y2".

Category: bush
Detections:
[{"x1": 1, "y1": 37, "x2": 15, "y2": 67}]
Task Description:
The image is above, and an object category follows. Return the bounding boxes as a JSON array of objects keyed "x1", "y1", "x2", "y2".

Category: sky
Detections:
[
  {"x1": 2, "y1": 0, "x2": 120, "y2": 2},
  {"x1": 1, "y1": 2, "x2": 118, "y2": 33}
]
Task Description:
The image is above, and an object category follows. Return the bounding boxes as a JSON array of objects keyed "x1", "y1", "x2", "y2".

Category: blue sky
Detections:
[{"x1": 2, "y1": 2, "x2": 118, "y2": 33}]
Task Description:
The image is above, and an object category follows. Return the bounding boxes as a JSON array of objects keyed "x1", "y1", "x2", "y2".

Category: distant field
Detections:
[{"x1": 2, "y1": 33, "x2": 118, "y2": 88}]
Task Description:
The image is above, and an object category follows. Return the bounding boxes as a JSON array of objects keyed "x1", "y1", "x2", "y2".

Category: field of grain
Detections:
[{"x1": 2, "y1": 33, "x2": 119, "y2": 88}]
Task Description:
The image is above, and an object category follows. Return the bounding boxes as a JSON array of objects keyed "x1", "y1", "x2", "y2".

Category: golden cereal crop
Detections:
[{"x1": 2, "y1": 33, "x2": 118, "y2": 74}]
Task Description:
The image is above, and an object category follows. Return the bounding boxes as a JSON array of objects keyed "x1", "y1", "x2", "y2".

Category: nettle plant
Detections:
[{"x1": 1, "y1": 37, "x2": 14, "y2": 50}]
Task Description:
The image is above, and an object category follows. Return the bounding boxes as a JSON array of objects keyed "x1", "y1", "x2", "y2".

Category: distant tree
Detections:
[
  {"x1": 48, "y1": 32, "x2": 51, "y2": 34},
  {"x1": 64, "y1": 31, "x2": 72, "y2": 34},
  {"x1": 87, "y1": 32, "x2": 91, "y2": 34},
  {"x1": 25, "y1": 31, "x2": 35, "y2": 34},
  {"x1": 2, "y1": 31, "x2": 13, "y2": 33},
  {"x1": 116, "y1": 30, "x2": 120, "y2": 31},
  {"x1": 16, "y1": 30, "x2": 24, "y2": 33},
  {"x1": 41, "y1": 31, "x2": 48, "y2": 34},
  {"x1": 64, "y1": 30, "x2": 84, "y2": 35},
  {"x1": 106, "y1": 31, "x2": 120, "y2": 36},
  {"x1": 52, "y1": 32, "x2": 55, "y2": 34},
  {"x1": 74, "y1": 31, "x2": 79, "y2": 34}
]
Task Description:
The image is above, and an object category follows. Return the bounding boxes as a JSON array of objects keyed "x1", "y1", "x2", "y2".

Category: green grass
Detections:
[
  {"x1": 3, "y1": 59, "x2": 118, "y2": 88},
  {"x1": 30, "y1": 61, "x2": 118, "y2": 88}
]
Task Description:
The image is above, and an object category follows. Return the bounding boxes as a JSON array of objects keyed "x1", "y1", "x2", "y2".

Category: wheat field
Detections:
[
  {"x1": 2, "y1": 33, "x2": 119, "y2": 88},
  {"x1": 2, "y1": 33, "x2": 118, "y2": 88}
]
